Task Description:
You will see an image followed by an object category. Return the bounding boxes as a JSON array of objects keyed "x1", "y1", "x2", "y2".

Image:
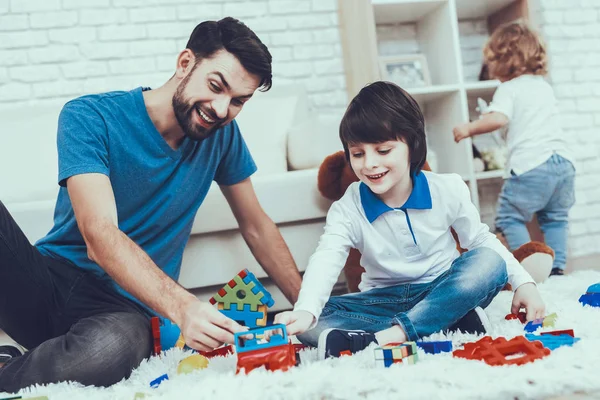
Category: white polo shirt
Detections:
[
  {"x1": 486, "y1": 74, "x2": 575, "y2": 177},
  {"x1": 294, "y1": 171, "x2": 534, "y2": 321}
]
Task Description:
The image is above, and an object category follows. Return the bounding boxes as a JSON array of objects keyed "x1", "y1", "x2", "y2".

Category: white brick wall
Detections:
[
  {"x1": 0, "y1": 0, "x2": 346, "y2": 115},
  {"x1": 537, "y1": 0, "x2": 600, "y2": 258}
]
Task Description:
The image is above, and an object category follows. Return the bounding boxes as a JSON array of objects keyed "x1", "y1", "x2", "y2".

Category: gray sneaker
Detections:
[
  {"x1": 449, "y1": 306, "x2": 492, "y2": 335},
  {"x1": 0, "y1": 343, "x2": 25, "y2": 365}
]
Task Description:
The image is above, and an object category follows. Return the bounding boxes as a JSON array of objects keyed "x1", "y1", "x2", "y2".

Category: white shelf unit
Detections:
[{"x1": 338, "y1": 0, "x2": 529, "y2": 209}]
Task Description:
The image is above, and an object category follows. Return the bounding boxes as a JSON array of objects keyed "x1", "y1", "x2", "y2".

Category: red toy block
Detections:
[
  {"x1": 151, "y1": 316, "x2": 162, "y2": 355},
  {"x1": 541, "y1": 329, "x2": 575, "y2": 338},
  {"x1": 198, "y1": 344, "x2": 234, "y2": 358},
  {"x1": 453, "y1": 336, "x2": 550, "y2": 366},
  {"x1": 505, "y1": 312, "x2": 527, "y2": 324}
]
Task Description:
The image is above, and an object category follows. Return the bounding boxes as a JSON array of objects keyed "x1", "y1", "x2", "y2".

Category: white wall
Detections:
[{"x1": 0, "y1": 0, "x2": 347, "y2": 116}]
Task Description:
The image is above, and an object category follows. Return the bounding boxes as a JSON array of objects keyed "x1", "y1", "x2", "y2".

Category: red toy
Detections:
[
  {"x1": 453, "y1": 336, "x2": 550, "y2": 366},
  {"x1": 234, "y1": 324, "x2": 299, "y2": 374},
  {"x1": 505, "y1": 312, "x2": 527, "y2": 324},
  {"x1": 198, "y1": 345, "x2": 234, "y2": 358}
]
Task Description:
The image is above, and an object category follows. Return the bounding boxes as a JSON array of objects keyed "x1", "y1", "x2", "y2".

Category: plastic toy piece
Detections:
[
  {"x1": 151, "y1": 317, "x2": 162, "y2": 355},
  {"x1": 149, "y1": 373, "x2": 169, "y2": 388},
  {"x1": 525, "y1": 333, "x2": 580, "y2": 351},
  {"x1": 209, "y1": 269, "x2": 274, "y2": 312},
  {"x1": 453, "y1": 336, "x2": 550, "y2": 366},
  {"x1": 217, "y1": 302, "x2": 267, "y2": 328},
  {"x1": 234, "y1": 324, "x2": 298, "y2": 374},
  {"x1": 542, "y1": 312, "x2": 558, "y2": 328},
  {"x1": 579, "y1": 293, "x2": 600, "y2": 307},
  {"x1": 374, "y1": 342, "x2": 418, "y2": 367},
  {"x1": 198, "y1": 344, "x2": 234, "y2": 358},
  {"x1": 524, "y1": 312, "x2": 557, "y2": 332},
  {"x1": 541, "y1": 329, "x2": 575, "y2": 338},
  {"x1": 416, "y1": 340, "x2": 452, "y2": 354},
  {"x1": 177, "y1": 354, "x2": 209, "y2": 374},
  {"x1": 586, "y1": 283, "x2": 600, "y2": 293},
  {"x1": 505, "y1": 312, "x2": 527, "y2": 324}
]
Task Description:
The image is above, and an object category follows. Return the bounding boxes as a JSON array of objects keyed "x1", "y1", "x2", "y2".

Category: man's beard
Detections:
[{"x1": 172, "y1": 75, "x2": 223, "y2": 142}]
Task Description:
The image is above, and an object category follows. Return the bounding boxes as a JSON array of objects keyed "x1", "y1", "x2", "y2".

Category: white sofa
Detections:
[{"x1": 0, "y1": 86, "x2": 344, "y2": 312}]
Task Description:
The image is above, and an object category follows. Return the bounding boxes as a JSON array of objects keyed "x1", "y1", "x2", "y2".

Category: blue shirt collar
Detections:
[{"x1": 360, "y1": 172, "x2": 432, "y2": 223}]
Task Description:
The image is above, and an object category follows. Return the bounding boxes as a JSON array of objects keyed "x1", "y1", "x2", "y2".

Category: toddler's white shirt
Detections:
[
  {"x1": 486, "y1": 74, "x2": 574, "y2": 176},
  {"x1": 294, "y1": 171, "x2": 534, "y2": 322}
]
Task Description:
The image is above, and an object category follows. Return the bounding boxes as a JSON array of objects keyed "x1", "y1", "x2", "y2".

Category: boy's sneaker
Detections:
[
  {"x1": 317, "y1": 329, "x2": 378, "y2": 359},
  {"x1": 550, "y1": 268, "x2": 565, "y2": 276},
  {"x1": 449, "y1": 306, "x2": 492, "y2": 335},
  {"x1": 0, "y1": 343, "x2": 24, "y2": 365}
]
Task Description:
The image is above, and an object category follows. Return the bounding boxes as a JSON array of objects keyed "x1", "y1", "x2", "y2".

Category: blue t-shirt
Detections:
[{"x1": 36, "y1": 87, "x2": 257, "y2": 308}]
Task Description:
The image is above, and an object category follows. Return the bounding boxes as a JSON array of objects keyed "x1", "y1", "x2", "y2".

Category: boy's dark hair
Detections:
[
  {"x1": 339, "y1": 81, "x2": 427, "y2": 176},
  {"x1": 186, "y1": 17, "x2": 272, "y2": 91}
]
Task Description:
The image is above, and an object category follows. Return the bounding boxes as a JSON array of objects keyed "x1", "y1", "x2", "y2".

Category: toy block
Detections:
[
  {"x1": 149, "y1": 373, "x2": 168, "y2": 388},
  {"x1": 374, "y1": 342, "x2": 418, "y2": 367},
  {"x1": 541, "y1": 329, "x2": 575, "y2": 338},
  {"x1": 209, "y1": 269, "x2": 274, "y2": 312},
  {"x1": 579, "y1": 292, "x2": 600, "y2": 307},
  {"x1": 542, "y1": 312, "x2": 558, "y2": 328},
  {"x1": 198, "y1": 344, "x2": 234, "y2": 358},
  {"x1": 453, "y1": 336, "x2": 550, "y2": 366},
  {"x1": 416, "y1": 340, "x2": 453, "y2": 354},
  {"x1": 525, "y1": 333, "x2": 580, "y2": 351},
  {"x1": 151, "y1": 316, "x2": 162, "y2": 355},
  {"x1": 586, "y1": 283, "x2": 600, "y2": 294},
  {"x1": 217, "y1": 302, "x2": 267, "y2": 328},
  {"x1": 524, "y1": 318, "x2": 544, "y2": 333},
  {"x1": 177, "y1": 354, "x2": 209, "y2": 374},
  {"x1": 234, "y1": 324, "x2": 298, "y2": 374},
  {"x1": 505, "y1": 312, "x2": 527, "y2": 324}
]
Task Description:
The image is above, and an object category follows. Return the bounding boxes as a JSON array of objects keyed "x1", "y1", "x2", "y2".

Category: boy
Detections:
[{"x1": 275, "y1": 81, "x2": 545, "y2": 358}]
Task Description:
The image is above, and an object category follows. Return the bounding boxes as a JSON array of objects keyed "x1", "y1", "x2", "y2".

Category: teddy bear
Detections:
[{"x1": 317, "y1": 151, "x2": 555, "y2": 293}]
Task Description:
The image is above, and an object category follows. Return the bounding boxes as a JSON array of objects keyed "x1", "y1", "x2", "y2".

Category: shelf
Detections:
[
  {"x1": 455, "y1": 0, "x2": 516, "y2": 20},
  {"x1": 407, "y1": 84, "x2": 459, "y2": 103},
  {"x1": 464, "y1": 80, "x2": 500, "y2": 97},
  {"x1": 372, "y1": 0, "x2": 446, "y2": 24}
]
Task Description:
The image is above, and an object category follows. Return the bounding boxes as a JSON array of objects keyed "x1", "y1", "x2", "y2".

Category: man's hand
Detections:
[
  {"x1": 511, "y1": 282, "x2": 546, "y2": 321},
  {"x1": 274, "y1": 310, "x2": 315, "y2": 336},
  {"x1": 453, "y1": 123, "x2": 471, "y2": 143},
  {"x1": 179, "y1": 299, "x2": 247, "y2": 351}
]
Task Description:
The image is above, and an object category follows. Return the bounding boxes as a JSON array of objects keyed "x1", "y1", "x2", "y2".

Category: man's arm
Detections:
[
  {"x1": 67, "y1": 173, "x2": 244, "y2": 350},
  {"x1": 453, "y1": 112, "x2": 509, "y2": 143},
  {"x1": 220, "y1": 178, "x2": 302, "y2": 304}
]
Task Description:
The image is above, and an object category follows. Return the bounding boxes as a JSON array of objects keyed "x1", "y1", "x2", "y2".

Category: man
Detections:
[{"x1": 0, "y1": 17, "x2": 301, "y2": 391}]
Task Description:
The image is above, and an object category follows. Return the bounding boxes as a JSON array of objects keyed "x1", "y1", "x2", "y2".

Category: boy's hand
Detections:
[
  {"x1": 453, "y1": 124, "x2": 471, "y2": 143},
  {"x1": 511, "y1": 282, "x2": 546, "y2": 321},
  {"x1": 274, "y1": 310, "x2": 315, "y2": 336}
]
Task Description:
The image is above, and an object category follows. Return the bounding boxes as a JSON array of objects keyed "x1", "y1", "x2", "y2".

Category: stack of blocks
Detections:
[
  {"x1": 374, "y1": 342, "x2": 419, "y2": 367},
  {"x1": 209, "y1": 269, "x2": 275, "y2": 328}
]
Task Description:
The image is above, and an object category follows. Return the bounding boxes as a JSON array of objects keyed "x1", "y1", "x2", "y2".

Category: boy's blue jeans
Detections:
[
  {"x1": 297, "y1": 247, "x2": 508, "y2": 346},
  {"x1": 495, "y1": 154, "x2": 576, "y2": 271}
]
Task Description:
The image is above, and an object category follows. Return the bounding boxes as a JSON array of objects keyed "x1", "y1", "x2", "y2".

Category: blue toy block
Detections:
[
  {"x1": 150, "y1": 373, "x2": 168, "y2": 388},
  {"x1": 586, "y1": 283, "x2": 600, "y2": 294},
  {"x1": 234, "y1": 324, "x2": 288, "y2": 354},
  {"x1": 579, "y1": 292, "x2": 600, "y2": 307},
  {"x1": 241, "y1": 269, "x2": 275, "y2": 307},
  {"x1": 416, "y1": 340, "x2": 453, "y2": 354},
  {"x1": 159, "y1": 319, "x2": 182, "y2": 350},
  {"x1": 525, "y1": 334, "x2": 580, "y2": 351},
  {"x1": 524, "y1": 318, "x2": 544, "y2": 333},
  {"x1": 221, "y1": 303, "x2": 266, "y2": 328}
]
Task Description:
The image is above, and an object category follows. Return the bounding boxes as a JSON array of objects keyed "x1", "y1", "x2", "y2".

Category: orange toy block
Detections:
[{"x1": 453, "y1": 336, "x2": 550, "y2": 366}]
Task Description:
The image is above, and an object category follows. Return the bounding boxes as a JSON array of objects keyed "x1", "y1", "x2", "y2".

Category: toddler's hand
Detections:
[
  {"x1": 453, "y1": 124, "x2": 471, "y2": 143},
  {"x1": 511, "y1": 282, "x2": 546, "y2": 321},
  {"x1": 274, "y1": 310, "x2": 315, "y2": 336}
]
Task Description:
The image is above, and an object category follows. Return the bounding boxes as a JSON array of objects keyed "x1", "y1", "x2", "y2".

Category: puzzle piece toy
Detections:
[
  {"x1": 149, "y1": 373, "x2": 168, "y2": 388},
  {"x1": 524, "y1": 312, "x2": 557, "y2": 333},
  {"x1": 217, "y1": 302, "x2": 268, "y2": 328},
  {"x1": 374, "y1": 342, "x2": 419, "y2": 367},
  {"x1": 541, "y1": 329, "x2": 575, "y2": 337},
  {"x1": 234, "y1": 324, "x2": 299, "y2": 374},
  {"x1": 579, "y1": 283, "x2": 600, "y2": 307},
  {"x1": 505, "y1": 312, "x2": 527, "y2": 324},
  {"x1": 525, "y1": 333, "x2": 580, "y2": 351},
  {"x1": 416, "y1": 340, "x2": 452, "y2": 354},
  {"x1": 453, "y1": 336, "x2": 550, "y2": 366},
  {"x1": 209, "y1": 269, "x2": 274, "y2": 311}
]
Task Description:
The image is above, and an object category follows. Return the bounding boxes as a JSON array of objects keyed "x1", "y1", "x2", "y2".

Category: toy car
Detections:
[{"x1": 234, "y1": 324, "x2": 300, "y2": 374}]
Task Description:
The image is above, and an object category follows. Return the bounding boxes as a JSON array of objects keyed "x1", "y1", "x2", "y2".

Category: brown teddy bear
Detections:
[{"x1": 318, "y1": 151, "x2": 555, "y2": 293}]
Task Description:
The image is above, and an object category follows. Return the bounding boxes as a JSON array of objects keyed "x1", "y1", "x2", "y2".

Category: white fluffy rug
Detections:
[{"x1": 5, "y1": 270, "x2": 600, "y2": 400}]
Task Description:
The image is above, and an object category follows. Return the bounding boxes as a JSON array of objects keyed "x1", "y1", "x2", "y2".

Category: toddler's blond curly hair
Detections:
[{"x1": 484, "y1": 21, "x2": 547, "y2": 81}]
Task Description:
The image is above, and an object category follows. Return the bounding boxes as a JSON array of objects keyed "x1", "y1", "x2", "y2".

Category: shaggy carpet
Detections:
[{"x1": 3, "y1": 270, "x2": 600, "y2": 400}]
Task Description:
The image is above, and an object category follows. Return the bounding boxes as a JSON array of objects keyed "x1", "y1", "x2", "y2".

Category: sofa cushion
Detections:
[
  {"x1": 287, "y1": 113, "x2": 344, "y2": 171},
  {"x1": 0, "y1": 103, "x2": 64, "y2": 205},
  {"x1": 235, "y1": 86, "x2": 309, "y2": 176}
]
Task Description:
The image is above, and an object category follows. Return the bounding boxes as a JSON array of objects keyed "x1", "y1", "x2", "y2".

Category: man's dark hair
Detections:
[
  {"x1": 186, "y1": 17, "x2": 272, "y2": 91},
  {"x1": 339, "y1": 81, "x2": 427, "y2": 176}
]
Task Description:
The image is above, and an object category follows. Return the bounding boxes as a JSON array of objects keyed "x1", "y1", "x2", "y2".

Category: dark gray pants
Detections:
[{"x1": 0, "y1": 201, "x2": 152, "y2": 392}]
